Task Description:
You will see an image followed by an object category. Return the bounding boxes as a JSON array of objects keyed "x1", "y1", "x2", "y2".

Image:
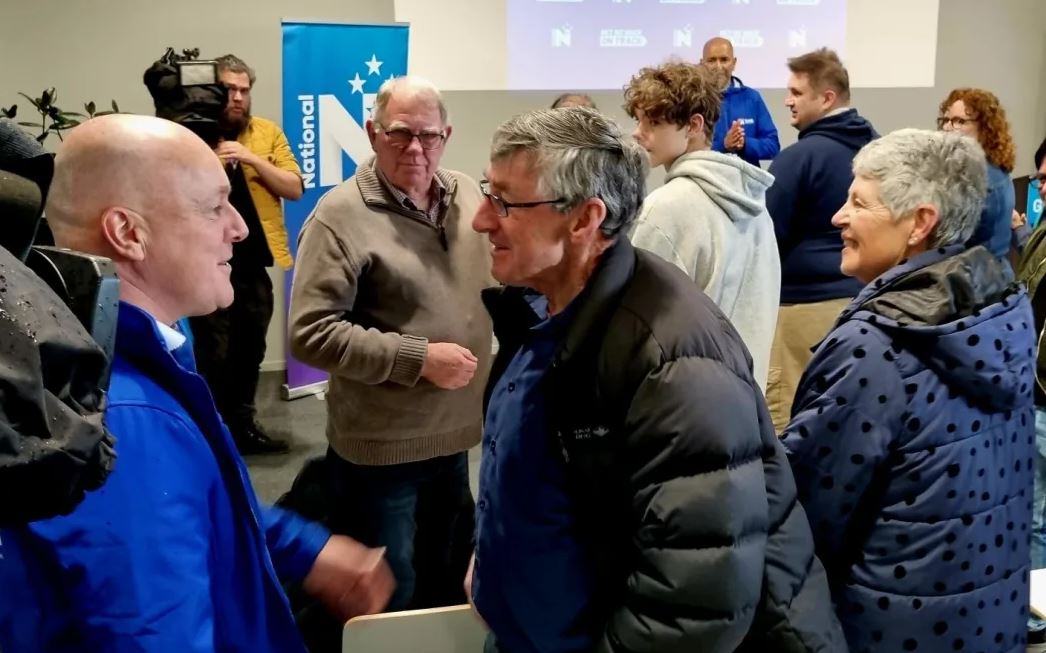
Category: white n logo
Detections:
[{"x1": 317, "y1": 95, "x2": 372, "y2": 188}]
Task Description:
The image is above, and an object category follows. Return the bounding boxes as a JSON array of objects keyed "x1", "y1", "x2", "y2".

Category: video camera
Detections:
[
  {"x1": 0, "y1": 148, "x2": 119, "y2": 387},
  {"x1": 0, "y1": 119, "x2": 118, "y2": 524},
  {"x1": 143, "y1": 47, "x2": 228, "y2": 148}
]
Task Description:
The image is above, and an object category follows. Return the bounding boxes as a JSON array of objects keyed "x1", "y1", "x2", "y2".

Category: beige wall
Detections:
[{"x1": 3, "y1": 0, "x2": 1045, "y2": 372}]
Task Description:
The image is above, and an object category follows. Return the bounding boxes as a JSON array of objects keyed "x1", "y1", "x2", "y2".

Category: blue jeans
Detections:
[
  {"x1": 326, "y1": 448, "x2": 474, "y2": 611},
  {"x1": 1031, "y1": 408, "x2": 1046, "y2": 632}
]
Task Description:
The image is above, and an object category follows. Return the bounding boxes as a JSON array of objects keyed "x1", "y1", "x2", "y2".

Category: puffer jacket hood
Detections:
[{"x1": 844, "y1": 245, "x2": 1026, "y2": 412}]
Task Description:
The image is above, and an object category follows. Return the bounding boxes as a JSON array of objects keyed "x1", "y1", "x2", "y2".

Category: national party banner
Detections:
[{"x1": 281, "y1": 21, "x2": 409, "y2": 395}]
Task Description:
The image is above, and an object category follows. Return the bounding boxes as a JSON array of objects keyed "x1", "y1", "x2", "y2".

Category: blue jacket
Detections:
[
  {"x1": 711, "y1": 76, "x2": 780, "y2": 166},
  {"x1": 0, "y1": 302, "x2": 330, "y2": 653},
  {"x1": 967, "y1": 163, "x2": 1016, "y2": 264},
  {"x1": 782, "y1": 246, "x2": 1035, "y2": 652},
  {"x1": 767, "y1": 109, "x2": 877, "y2": 303}
]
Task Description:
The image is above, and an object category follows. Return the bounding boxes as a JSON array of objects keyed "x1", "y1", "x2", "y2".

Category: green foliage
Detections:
[{"x1": 7, "y1": 88, "x2": 120, "y2": 144}]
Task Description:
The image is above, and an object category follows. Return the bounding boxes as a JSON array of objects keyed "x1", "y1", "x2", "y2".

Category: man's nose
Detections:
[
  {"x1": 472, "y1": 199, "x2": 497, "y2": 234},
  {"x1": 403, "y1": 135, "x2": 424, "y2": 155}
]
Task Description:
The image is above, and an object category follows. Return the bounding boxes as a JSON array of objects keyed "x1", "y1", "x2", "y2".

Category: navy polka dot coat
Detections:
[{"x1": 783, "y1": 245, "x2": 1036, "y2": 653}]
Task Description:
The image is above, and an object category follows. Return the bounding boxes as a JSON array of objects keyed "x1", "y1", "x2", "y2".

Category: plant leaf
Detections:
[
  {"x1": 94, "y1": 111, "x2": 114, "y2": 117},
  {"x1": 2, "y1": 105, "x2": 16, "y2": 118},
  {"x1": 18, "y1": 121, "x2": 42, "y2": 128},
  {"x1": 40, "y1": 89, "x2": 52, "y2": 106},
  {"x1": 111, "y1": 100, "x2": 120, "y2": 113},
  {"x1": 60, "y1": 111, "x2": 85, "y2": 118},
  {"x1": 35, "y1": 133, "x2": 48, "y2": 143},
  {"x1": 17, "y1": 93, "x2": 41, "y2": 111},
  {"x1": 85, "y1": 101, "x2": 96, "y2": 116}
]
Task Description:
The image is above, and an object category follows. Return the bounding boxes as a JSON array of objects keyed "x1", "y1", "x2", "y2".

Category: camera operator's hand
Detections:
[{"x1": 215, "y1": 141, "x2": 260, "y2": 168}]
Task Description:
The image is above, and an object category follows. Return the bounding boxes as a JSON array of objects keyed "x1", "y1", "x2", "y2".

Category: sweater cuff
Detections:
[{"x1": 390, "y1": 334, "x2": 429, "y2": 386}]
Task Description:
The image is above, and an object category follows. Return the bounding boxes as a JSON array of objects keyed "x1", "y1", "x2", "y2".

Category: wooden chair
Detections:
[{"x1": 343, "y1": 605, "x2": 488, "y2": 653}]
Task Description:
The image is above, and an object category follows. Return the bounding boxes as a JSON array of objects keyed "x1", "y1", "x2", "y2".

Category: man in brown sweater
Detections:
[{"x1": 289, "y1": 76, "x2": 492, "y2": 617}]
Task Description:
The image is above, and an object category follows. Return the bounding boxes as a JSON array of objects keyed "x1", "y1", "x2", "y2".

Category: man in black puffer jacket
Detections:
[{"x1": 467, "y1": 107, "x2": 845, "y2": 653}]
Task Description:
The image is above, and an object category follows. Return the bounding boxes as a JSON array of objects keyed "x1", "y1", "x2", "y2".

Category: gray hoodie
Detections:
[{"x1": 630, "y1": 150, "x2": 781, "y2": 389}]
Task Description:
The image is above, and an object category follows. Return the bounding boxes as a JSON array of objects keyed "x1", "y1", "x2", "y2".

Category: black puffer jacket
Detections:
[
  {"x1": 483, "y1": 240, "x2": 846, "y2": 652},
  {"x1": 0, "y1": 246, "x2": 115, "y2": 525}
]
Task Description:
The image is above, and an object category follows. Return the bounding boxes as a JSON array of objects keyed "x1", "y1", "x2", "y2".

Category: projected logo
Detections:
[
  {"x1": 719, "y1": 29, "x2": 764, "y2": 48},
  {"x1": 788, "y1": 27, "x2": 808, "y2": 48},
  {"x1": 673, "y1": 25, "x2": 693, "y2": 48},
  {"x1": 600, "y1": 28, "x2": 648, "y2": 47},
  {"x1": 552, "y1": 25, "x2": 573, "y2": 47},
  {"x1": 294, "y1": 53, "x2": 393, "y2": 189}
]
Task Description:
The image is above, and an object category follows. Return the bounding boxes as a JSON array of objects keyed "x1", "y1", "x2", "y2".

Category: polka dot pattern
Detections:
[{"x1": 781, "y1": 247, "x2": 1037, "y2": 652}]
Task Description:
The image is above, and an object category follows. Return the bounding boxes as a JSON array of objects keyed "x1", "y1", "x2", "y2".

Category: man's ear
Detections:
[
  {"x1": 569, "y1": 198, "x2": 607, "y2": 242},
  {"x1": 442, "y1": 124, "x2": 453, "y2": 145},
  {"x1": 100, "y1": 207, "x2": 148, "y2": 262},
  {"x1": 821, "y1": 87, "x2": 838, "y2": 111},
  {"x1": 366, "y1": 119, "x2": 378, "y2": 149},
  {"x1": 689, "y1": 113, "x2": 706, "y2": 137}
]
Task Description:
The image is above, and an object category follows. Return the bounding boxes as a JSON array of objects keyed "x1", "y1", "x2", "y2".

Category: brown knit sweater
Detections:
[{"x1": 289, "y1": 159, "x2": 493, "y2": 465}]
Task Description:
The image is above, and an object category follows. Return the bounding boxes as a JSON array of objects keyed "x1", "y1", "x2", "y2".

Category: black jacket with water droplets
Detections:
[{"x1": 0, "y1": 246, "x2": 114, "y2": 525}]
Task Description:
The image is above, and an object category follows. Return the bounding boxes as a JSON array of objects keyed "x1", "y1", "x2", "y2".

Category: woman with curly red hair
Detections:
[{"x1": 938, "y1": 88, "x2": 1016, "y2": 266}]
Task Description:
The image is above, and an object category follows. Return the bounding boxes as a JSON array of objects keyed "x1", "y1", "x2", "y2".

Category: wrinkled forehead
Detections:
[
  {"x1": 382, "y1": 92, "x2": 444, "y2": 128},
  {"x1": 486, "y1": 150, "x2": 540, "y2": 193}
]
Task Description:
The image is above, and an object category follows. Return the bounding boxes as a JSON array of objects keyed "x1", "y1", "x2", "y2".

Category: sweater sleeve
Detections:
[
  {"x1": 781, "y1": 321, "x2": 905, "y2": 574},
  {"x1": 598, "y1": 356, "x2": 767, "y2": 652},
  {"x1": 743, "y1": 94, "x2": 781, "y2": 162},
  {"x1": 289, "y1": 214, "x2": 429, "y2": 386}
]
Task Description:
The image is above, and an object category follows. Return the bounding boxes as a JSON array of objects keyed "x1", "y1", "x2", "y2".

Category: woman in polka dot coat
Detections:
[{"x1": 782, "y1": 129, "x2": 1037, "y2": 653}]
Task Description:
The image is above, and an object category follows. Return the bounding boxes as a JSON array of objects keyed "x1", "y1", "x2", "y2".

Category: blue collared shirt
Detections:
[{"x1": 473, "y1": 294, "x2": 595, "y2": 653}]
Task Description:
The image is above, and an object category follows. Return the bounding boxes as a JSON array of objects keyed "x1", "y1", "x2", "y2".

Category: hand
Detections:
[
  {"x1": 421, "y1": 342, "x2": 478, "y2": 389},
  {"x1": 464, "y1": 553, "x2": 487, "y2": 626},
  {"x1": 214, "y1": 140, "x2": 259, "y2": 167},
  {"x1": 725, "y1": 119, "x2": 745, "y2": 152},
  {"x1": 464, "y1": 553, "x2": 475, "y2": 606},
  {"x1": 1013, "y1": 209, "x2": 1028, "y2": 230},
  {"x1": 303, "y1": 535, "x2": 396, "y2": 622}
]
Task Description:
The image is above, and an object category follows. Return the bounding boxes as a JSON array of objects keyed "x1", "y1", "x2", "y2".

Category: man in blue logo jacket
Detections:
[
  {"x1": 0, "y1": 114, "x2": 394, "y2": 653},
  {"x1": 703, "y1": 37, "x2": 781, "y2": 166}
]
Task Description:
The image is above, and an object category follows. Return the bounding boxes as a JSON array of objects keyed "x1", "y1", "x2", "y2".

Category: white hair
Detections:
[
  {"x1": 852, "y1": 128, "x2": 988, "y2": 248},
  {"x1": 372, "y1": 75, "x2": 448, "y2": 126}
]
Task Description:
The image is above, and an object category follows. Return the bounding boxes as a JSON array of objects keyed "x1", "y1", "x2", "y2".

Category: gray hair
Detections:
[
  {"x1": 215, "y1": 54, "x2": 256, "y2": 86},
  {"x1": 490, "y1": 107, "x2": 648, "y2": 238},
  {"x1": 372, "y1": 76, "x2": 448, "y2": 127},
  {"x1": 852, "y1": 128, "x2": 987, "y2": 248}
]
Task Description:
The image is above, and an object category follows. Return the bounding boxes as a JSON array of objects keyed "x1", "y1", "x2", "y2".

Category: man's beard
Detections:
[{"x1": 219, "y1": 107, "x2": 251, "y2": 136}]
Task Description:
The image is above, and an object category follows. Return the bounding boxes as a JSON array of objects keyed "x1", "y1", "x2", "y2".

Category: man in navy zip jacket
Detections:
[
  {"x1": 703, "y1": 37, "x2": 780, "y2": 166},
  {"x1": 764, "y1": 48, "x2": 877, "y2": 432},
  {"x1": 0, "y1": 114, "x2": 394, "y2": 653}
]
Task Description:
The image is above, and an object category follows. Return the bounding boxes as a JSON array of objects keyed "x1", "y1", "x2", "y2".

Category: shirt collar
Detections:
[
  {"x1": 155, "y1": 319, "x2": 187, "y2": 352},
  {"x1": 374, "y1": 164, "x2": 447, "y2": 216}
]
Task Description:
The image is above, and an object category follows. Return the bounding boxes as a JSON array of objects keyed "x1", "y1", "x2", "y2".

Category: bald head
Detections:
[
  {"x1": 701, "y1": 37, "x2": 737, "y2": 89},
  {"x1": 47, "y1": 114, "x2": 246, "y2": 325},
  {"x1": 702, "y1": 37, "x2": 734, "y2": 60},
  {"x1": 47, "y1": 114, "x2": 222, "y2": 250}
]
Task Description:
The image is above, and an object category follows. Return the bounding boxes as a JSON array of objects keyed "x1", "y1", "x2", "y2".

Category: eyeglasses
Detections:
[
  {"x1": 479, "y1": 180, "x2": 564, "y2": 217},
  {"x1": 936, "y1": 116, "x2": 976, "y2": 130},
  {"x1": 375, "y1": 123, "x2": 446, "y2": 150}
]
